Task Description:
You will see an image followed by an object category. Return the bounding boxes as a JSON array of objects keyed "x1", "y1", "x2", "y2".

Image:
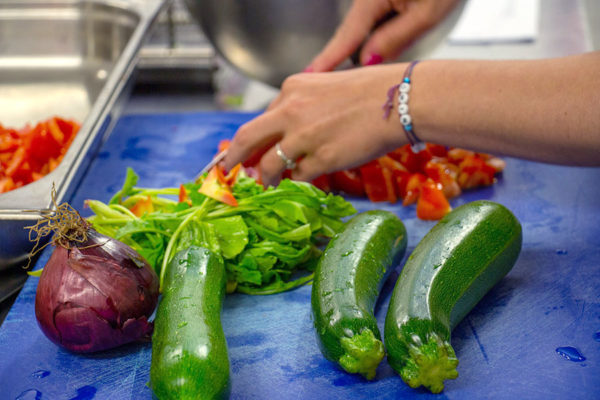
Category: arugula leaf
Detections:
[
  {"x1": 109, "y1": 167, "x2": 140, "y2": 205},
  {"x1": 208, "y1": 216, "x2": 249, "y2": 259},
  {"x1": 232, "y1": 173, "x2": 264, "y2": 198}
]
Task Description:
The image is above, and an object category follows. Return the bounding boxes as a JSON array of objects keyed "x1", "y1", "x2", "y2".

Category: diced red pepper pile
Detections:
[
  {"x1": 312, "y1": 144, "x2": 505, "y2": 220},
  {"x1": 207, "y1": 140, "x2": 505, "y2": 221},
  {"x1": 0, "y1": 117, "x2": 80, "y2": 193}
]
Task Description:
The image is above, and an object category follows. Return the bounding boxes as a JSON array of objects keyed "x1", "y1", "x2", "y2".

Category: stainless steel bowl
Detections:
[{"x1": 184, "y1": 0, "x2": 465, "y2": 87}]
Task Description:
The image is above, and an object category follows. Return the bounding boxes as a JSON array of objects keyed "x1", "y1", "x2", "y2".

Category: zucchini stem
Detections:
[
  {"x1": 400, "y1": 332, "x2": 458, "y2": 393},
  {"x1": 338, "y1": 328, "x2": 385, "y2": 380}
]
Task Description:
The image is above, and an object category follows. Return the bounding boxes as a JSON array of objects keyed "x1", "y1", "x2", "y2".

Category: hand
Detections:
[
  {"x1": 306, "y1": 0, "x2": 460, "y2": 72},
  {"x1": 224, "y1": 65, "x2": 407, "y2": 187}
]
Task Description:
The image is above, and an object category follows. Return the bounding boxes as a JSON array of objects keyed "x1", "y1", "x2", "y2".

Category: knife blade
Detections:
[{"x1": 194, "y1": 149, "x2": 228, "y2": 182}]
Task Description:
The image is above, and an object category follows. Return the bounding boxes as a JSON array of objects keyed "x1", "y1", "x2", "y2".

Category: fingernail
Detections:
[
  {"x1": 364, "y1": 53, "x2": 383, "y2": 66},
  {"x1": 302, "y1": 66, "x2": 314, "y2": 73}
]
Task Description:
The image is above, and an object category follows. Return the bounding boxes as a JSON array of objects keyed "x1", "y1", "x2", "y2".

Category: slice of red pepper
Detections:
[
  {"x1": 329, "y1": 169, "x2": 364, "y2": 197},
  {"x1": 388, "y1": 144, "x2": 432, "y2": 174},
  {"x1": 359, "y1": 160, "x2": 397, "y2": 203},
  {"x1": 457, "y1": 155, "x2": 496, "y2": 189},
  {"x1": 129, "y1": 195, "x2": 154, "y2": 217},
  {"x1": 178, "y1": 184, "x2": 192, "y2": 205},
  {"x1": 417, "y1": 178, "x2": 452, "y2": 220},
  {"x1": 402, "y1": 173, "x2": 427, "y2": 206},
  {"x1": 199, "y1": 166, "x2": 238, "y2": 207}
]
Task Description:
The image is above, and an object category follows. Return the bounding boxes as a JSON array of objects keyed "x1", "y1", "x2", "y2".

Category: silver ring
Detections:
[{"x1": 275, "y1": 142, "x2": 296, "y2": 170}]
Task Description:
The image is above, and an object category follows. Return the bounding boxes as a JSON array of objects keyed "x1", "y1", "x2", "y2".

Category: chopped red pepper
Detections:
[
  {"x1": 359, "y1": 160, "x2": 397, "y2": 203},
  {"x1": 329, "y1": 169, "x2": 365, "y2": 197},
  {"x1": 388, "y1": 144, "x2": 432, "y2": 174},
  {"x1": 417, "y1": 178, "x2": 452, "y2": 220},
  {"x1": 224, "y1": 163, "x2": 242, "y2": 186},
  {"x1": 129, "y1": 196, "x2": 154, "y2": 217},
  {"x1": 424, "y1": 160, "x2": 461, "y2": 199},
  {"x1": 199, "y1": 166, "x2": 238, "y2": 207},
  {"x1": 178, "y1": 184, "x2": 191, "y2": 205},
  {"x1": 457, "y1": 155, "x2": 497, "y2": 189},
  {"x1": 402, "y1": 173, "x2": 427, "y2": 206},
  {"x1": 0, "y1": 117, "x2": 79, "y2": 194}
]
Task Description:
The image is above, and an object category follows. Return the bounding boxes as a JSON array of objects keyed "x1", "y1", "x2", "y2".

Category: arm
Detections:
[
  {"x1": 224, "y1": 52, "x2": 600, "y2": 187},
  {"x1": 412, "y1": 52, "x2": 600, "y2": 166}
]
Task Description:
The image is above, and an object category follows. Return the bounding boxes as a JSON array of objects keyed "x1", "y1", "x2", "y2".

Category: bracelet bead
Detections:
[{"x1": 396, "y1": 60, "x2": 424, "y2": 152}]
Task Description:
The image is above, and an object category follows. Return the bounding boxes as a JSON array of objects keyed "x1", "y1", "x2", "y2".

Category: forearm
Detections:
[{"x1": 409, "y1": 53, "x2": 600, "y2": 165}]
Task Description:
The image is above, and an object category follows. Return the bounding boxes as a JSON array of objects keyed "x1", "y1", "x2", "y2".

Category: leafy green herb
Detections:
[{"x1": 87, "y1": 169, "x2": 356, "y2": 294}]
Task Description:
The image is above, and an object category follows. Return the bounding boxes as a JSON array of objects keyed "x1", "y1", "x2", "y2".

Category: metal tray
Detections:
[{"x1": 0, "y1": 0, "x2": 167, "y2": 270}]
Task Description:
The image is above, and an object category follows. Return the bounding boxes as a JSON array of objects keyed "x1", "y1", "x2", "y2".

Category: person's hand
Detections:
[
  {"x1": 306, "y1": 0, "x2": 460, "y2": 72},
  {"x1": 224, "y1": 65, "x2": 407, "y2": 187}
]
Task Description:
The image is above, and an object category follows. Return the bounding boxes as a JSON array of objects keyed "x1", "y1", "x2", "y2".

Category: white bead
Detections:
[
  {"x1": 398, "y1": 92, "x2": 409, "y2": 103},
  {"x1": 411, "y1": 142, "x2": 427, "y2": 153},
  {"x1": 400, "y1": 114, "x2": 412, "y2": 125},
  {"x1": 399, "y1": 82, "x2": 411, "y2": 93},
  {"x1": 398, "y1": 103, "x2": 409, "y2": 115}
]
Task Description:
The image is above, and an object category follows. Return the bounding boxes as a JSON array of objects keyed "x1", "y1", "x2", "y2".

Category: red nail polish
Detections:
[
  {"x1": 303, "y1": 66, "x2": 314, "y2": 73},
  {"x1": 364, "y1": 53, "x2": 383, "y2": 66}
]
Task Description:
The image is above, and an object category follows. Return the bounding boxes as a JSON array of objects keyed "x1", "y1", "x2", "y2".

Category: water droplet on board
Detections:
[
  {"x1": 556, "y1": 346, "x2": 586, "y2": 362},
  {"x1": 593, "y1": 331, "x2": 600, "y2": 342},
  {"x1": 15, "y1": 389, "x2": 41, "y2": 400},
  {"x1": 31, "y1": 370, "x2": 50, "y2": 379}
]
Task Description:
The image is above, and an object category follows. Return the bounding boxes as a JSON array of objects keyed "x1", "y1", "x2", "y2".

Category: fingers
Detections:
[
  {"x1": 360, "y1": 0, "x2": 459, "y2": 63},
  {"x1": 224, "y1": 111, "x2": 284, "y2": 171},
  {"x1": 359, "y1": 9, "x2": 429, "y2": 64},
  {"x1": 258, "y1": 137, "x2": 306, "y2": 187},
  {"x1": 308, "y1": 0, "x2": 390, "y2": 72},
  {"x1": 290, "y1": 154, "x2": 326, "y2": 183}
]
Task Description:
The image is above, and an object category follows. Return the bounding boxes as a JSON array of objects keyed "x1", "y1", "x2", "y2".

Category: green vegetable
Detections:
[
  {"x1": 311, "y1": 210, "x2": 407, "y2": 380},
  {"x1": 150, "y1": 246, "x2": 230, "y2": 400},
  {"x1": 86, "y1": 168, "x2": 356, "y2": 294},
  {"x1": 384, "y1": 200, "x2": 522, "y2": 393}
]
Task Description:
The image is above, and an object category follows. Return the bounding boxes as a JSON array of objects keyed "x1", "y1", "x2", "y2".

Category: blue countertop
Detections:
[{"x1": 0, "y1": 112, "x2": 599, "y2": 400}]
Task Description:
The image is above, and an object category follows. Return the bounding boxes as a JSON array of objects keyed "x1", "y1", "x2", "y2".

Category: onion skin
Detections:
[{"x1": 35, "y1": 230, "x2": 159, "y2": 353}]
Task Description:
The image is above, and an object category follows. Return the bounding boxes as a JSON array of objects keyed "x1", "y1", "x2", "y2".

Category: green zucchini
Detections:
[
  {"x1": 311, "y1": 210, "x2": 407, "y2": 379},
  {"x1": 384, "y1": 200, "x2": 522, "y2": 393},
  {"x1": 150, "y1": 246, "x2": 230, "y2": 399}
]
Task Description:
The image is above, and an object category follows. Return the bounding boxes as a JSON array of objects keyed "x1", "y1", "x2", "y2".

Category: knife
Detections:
[{"x1": 194, "y1": 149, "x2": 228, "y2": 182}]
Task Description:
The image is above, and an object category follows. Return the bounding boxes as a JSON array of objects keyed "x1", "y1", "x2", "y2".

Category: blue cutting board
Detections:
[{"x1": 1, "y1": 112, "x2": 599, "y2": 400}]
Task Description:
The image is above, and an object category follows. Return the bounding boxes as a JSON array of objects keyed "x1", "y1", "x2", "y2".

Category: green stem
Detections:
[
  {"x1": 159, "y1": 198, "x2": 212, "y2": 290},
  {"x1": 236, "y1": 273, "x2": 314, "y2": 295},
  {"x1": 399, "y1": 332, "x2": 459, "y2": 393},
  {"x1": 115, "y1": 227, "x2": 171, "y2": 240},
  {"x1": 338, "y1": 328, "x2": 385, "y2": 380},
  {"x1": 109, "y1": 204, "x2": 138, "y2": 218}
]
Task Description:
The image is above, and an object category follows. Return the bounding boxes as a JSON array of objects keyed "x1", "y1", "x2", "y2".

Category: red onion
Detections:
[{"x1": 30, "y1": 200, "x2": 159, "y2": 353}]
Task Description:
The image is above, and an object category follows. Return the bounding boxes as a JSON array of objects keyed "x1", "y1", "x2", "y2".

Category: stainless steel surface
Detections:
[
  {"x1": 184, "y1": 0, "x2": 466, "y2": 88},
  {"x1": 0, "y1": 268, "x2": 28, "y2": 304},
  {"x1": 0, "y1": 0, "x2": 167, "y2": 270},
  {"x1": 433, "y1": 0, "x2": 592, "y2": 60},
  {"x1": 137, "y1": 0, "x2": 216, "y2": 84}
]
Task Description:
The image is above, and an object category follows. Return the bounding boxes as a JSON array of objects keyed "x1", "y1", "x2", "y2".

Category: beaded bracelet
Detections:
[{"x1": 382, "y1": 60, "x2": 426, "y2": 152}]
